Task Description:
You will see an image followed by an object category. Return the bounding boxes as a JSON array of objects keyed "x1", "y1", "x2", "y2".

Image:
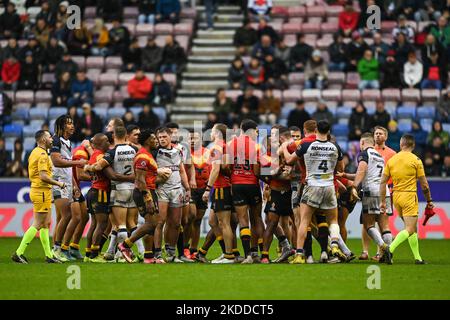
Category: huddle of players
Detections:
[{"x1": 12, "y1": 112, "x2": 410, "y2": 265}]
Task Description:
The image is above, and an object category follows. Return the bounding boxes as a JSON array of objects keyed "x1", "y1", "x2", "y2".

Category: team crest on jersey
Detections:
[{"x1": 140, "y1": 160, "x2": 147, "y2": 167}]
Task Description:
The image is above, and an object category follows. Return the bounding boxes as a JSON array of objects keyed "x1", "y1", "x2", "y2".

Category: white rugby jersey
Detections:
[
  {"x1": 358, "y1": 147, "x2": 388, "y2": 196},
  {"x1": 156, "y1": 147, "x2": 182, "y2": 189},
  {"x1": 104, "y1": 144, "x2": 137, "y2": 190},
  {"x1": 295, "y1": 140, "x2": 343, "y2": 187},
  {"x1": 50, "y1": 135, "x2": 73, "y2": 183}
]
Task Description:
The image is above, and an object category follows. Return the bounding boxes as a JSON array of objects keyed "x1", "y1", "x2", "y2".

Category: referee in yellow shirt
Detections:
[
  {"x1": 12, "y1": 130, "x2": 67, "y2": 264},
  {"x1": 380, "y1": 134, "x2": 434, "y2": 265}
]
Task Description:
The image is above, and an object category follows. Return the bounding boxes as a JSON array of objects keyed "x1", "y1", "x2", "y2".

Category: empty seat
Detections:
[
  {"x1": 443, "y1": 123, "x2": 450, "y2": 133},
  {"x1": 119, "y1": 72, "x2": 135, "y2": 85},
  {"x1": 398, "y1": 119, "x2": 412, "y2": 132},
  {"x1": 174, "y1": 23, "x2": 193, "y2": 35},
  {"x1": 35, "y1": 91, "x2": 52, "y2": 104},
  {"x1": 105, "y1": 56, "x2": 123, "y2": 69},
  {"x1": 401, "y1": 89, "x2": 421, "y2": 102},
  {"x1": 288, "y1": 6, "x2": 306, "y2": 17},
  {"x1": 301, "y1": 22, "x2": 320, "y2": 34},
  {"x1": 11, "y1": 109, "x2": 29, "y2": 122},
  {"x1": 301, "y1": 89, "x2": 320, "y2": 102},
  {"x1": 95, "y1": 88, "x2": 114, "y2": 104},
  {"x1": 288, "y1": 73, "x2": 305, "y2": 85},
  {"x1": 307, "y1": 5, "x2": 326, "y2": 17},
  {"x1": 382, "y1": 88, "x2": 401, "y2": 101},
  {"x1": 107, "y1": 107, "x2": 127, "y2": 119},
  {"x1": 84, "y1": 6, "x2": 96, "y2": 19},
  {"x1": 272, "y1": 6, "x2": 289, "y2": 18},
  {"x1": 129, "y1": 106, "x2": 143, "y2": 119},
  {"x1": 337, "y1": 139, "x2": 349, "y2": 152},
  {"x1": 282, "y1": 89, "x2": 302, "y2": 103},
  {"x1": 42, "y1": 73, "x2": 56, "y2": 85},
  {"x1": 94, "y1": 107, "x2": 108, "y2": 121},
  {"x1": 342, "y1": 89, "x2": 361, "y2": 101},
  {"x1": 24, "y1": 137, "x2": 36, "y2": 151},
  {"x1": 48, "y1": 107, "x2": 68, "y2": 120},
  {"x1": 326, "y1": 5, "x2": 344, "y2": 17},
  {"x1": 282, "y1": 22, "x2": 302, "y2": 34},
  {"x1": 155, "y1": 23, "x2": 173, "y2": 35},
  {"x1": 280, "y1": 105, "x2": 295, "y2": 120},
  {"x1": 346, "y1": 72, "x2": 360, "y2": 88},
  {"x1": 336, "y1": 106, "x2": 353, "y2": 119},
  {"x1": 135, "y1": 24, "x2": 154, "y2": 36},
  {"x1": 381, "y1": 21, "x2": 397, "y2": 33},
  {"x1": 15, "y1": 90, "x2": 34, "y2": 104},
  {"x1": 321, "y1": 89, "x2": 341, "y2": 101},
  {"x1": 23, "y1": 125, "x2": 38, "y2": 138},
  {"x1": 124, "y1": 6, "x2": 139, "y2": 19},
  {"x1": 328, "y1": 72, "x2": 345, "y2": 85},
  {"x1": 86, "y1": 57, "x2": 105, "y2": 70},
  {"x1": 397, "y1": 106, "x2": 416, "y2": 119},
  {"x1": 416, "y1": 106, "x2": 436, "y2": 119},
  {"x1": 86, "y1": 69, "x2": 102, "y2": 85},
  {"x1": 72, "y1": 56, "x2": 86, "y2": 70},
  {"x1": 332, "y1": 124, "x2": 349, "y2": 137},
  {"x1": 180, "y1": 7, "x2": 197, "y2": 19},
  {"x1": 420, "y1": 118, "x2": 433, "y2": 132},
  {"x1": 320, "y1": 22, "x2": 339, "y2": 33},
  {"x1": 99, "y1": 72, "x2": 119, "y2": 86},
  {"x1": 3, "y1": 124, "x2": 23, "y2": 138},
  {"x1": 153, "y1": 107, "x2": 167, "y2": 123},
  {"x1": 421, "y1": 89, "x2": 440, "y2": 102},
  {"x1": 316, "y1": 36, "x2": 334, "y2": 49},
  {"x1": 29, "y1": 108, "x2": 48, "y2": 120},
  {"x1": 362, "y1": 89, "x2": 381, "y2": 101}
]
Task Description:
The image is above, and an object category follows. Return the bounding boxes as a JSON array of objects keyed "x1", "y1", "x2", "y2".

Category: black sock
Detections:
[
  {"x1": 144, "y1": 251, "x2": 154, "y2": 259},
  {"x1": 240, "y1": 227, "x2": 251, "y2": 257},
  {"x1": 318, "y1": 226, "x2": 329, "y2": 253},
  {"x1": 277, "y1": 235, "x2": 287, "y2": 245},
  {"x1": 233, "y1": 249, "x2": 240, "y2": 257},
  {"x1": 305, "y1": 231, "x2": 313, "y2": 257},
  {"x1": 177, "y1": 231, "x2": 184, "y2": 257},
  {"x1": 218, "y1": 238, "x2": 226, "y2": 254},
  {"x1": 99, "y1": 233, "x2": 109, "y2": 252},
  {"x1": 154, "y1": 248, "x2": 162, "y2": 258},
  {"x1": 258, "y1": 239, "x2": 264, "y2": 254}
]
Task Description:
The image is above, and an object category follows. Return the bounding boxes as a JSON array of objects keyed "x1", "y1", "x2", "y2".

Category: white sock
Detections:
[
  {"x1": 337, "y1": 234, "x2": 351, "y2": 256},
  {"x1": 117, "y1": 226, "x2": 128, "y2": 244},
  {"x1": 131, "y1": 228, "x2": 145, "y2": 255},
  {"x1": 328, "y1": 223, "x2": 340, "y2": 247},
  {"x1": 382, "y1": 231, "x2": 393, "y2": 245},
  {"x1": 107, "y1": 231, "x2": 117, "y2": 254},
  {"x1": 368, "y1": 227, "x2": 385, "y2": 247}
]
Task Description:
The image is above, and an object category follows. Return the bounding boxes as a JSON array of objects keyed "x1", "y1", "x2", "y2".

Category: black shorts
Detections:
[
  {"x1": 86, "y1": 188, "x2": 110, "y2": 215},
  {"x1": 73, "y1": 191, "x2": 86, "y2": 203},
  {"x1": 265, "y1": 189, "x2": 293, "y2": 217},
  {"x1": 212, "y1": 187, "x2": 233, "y2": 212},
  {"x1": 311, "y1": 212, "x2": 327, "y2": 227},
  {"x1": 232, "y1": 184, "x2": 262, "y2": 207},
  {"x1": 134, "y1": 189, "x2": 159, "y2": 218},
  {"x1": 338, "y1": 189, "x2": 357, "y2": 213},
  {"x1": 190, "y1": 188, "x2": 208, "y2": 210}
]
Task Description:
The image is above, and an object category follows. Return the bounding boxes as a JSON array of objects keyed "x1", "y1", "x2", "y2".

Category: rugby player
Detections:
[
  {"x1": 12, "y1": 130, "x2": 63, "y2": 264},
  {"x1": 50, "y1": 115, "x2": 87, "y2": 261},
  {"x1": 381, "y1": 134, "x2": 434, "y2": 265},
  {"x1": 154, "y1": 127, "x2": 191, "y2": 263},
  {"x1": 229, "y1": 119, "x2": 264, "y2": 264},
  {"x1": 127, "y1": 124, "x2": 141, "y2": 149},
  {"x1": 285, "y1": 120, "x2": 344, "y2": 264}
]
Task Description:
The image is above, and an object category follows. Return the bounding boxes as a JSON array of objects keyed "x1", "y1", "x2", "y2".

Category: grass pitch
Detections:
[{"x1": 0, "y1": 238, "x2": 449, "y2": 300}]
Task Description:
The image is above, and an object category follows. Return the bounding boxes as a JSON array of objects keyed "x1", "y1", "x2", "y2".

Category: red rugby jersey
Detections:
[
  {"x1": 229, "y1": 135, "x2": 260, "y2": 185},
  {"x1": 72, "y1": 145, "x2": 89, "y2": 188},
  {"x1": 134, "y1": 147, "x2": 158, "y2": 190},
  {"x1": 209, "y1": 140, "x2": 230, "y2": 188},
  {"x1": 90, "y1": 149, "x2": 110, "y2": 191},
  {"x1": 191, "y1": 146, "x2": 211, "y2": 189}
]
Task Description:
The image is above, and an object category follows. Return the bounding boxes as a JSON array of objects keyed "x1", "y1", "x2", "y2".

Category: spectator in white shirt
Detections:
[
  {"x1": 403, "y1": 51, "x2": 423, "y2": 88},
  {"x1": 248, "y1": 0, "x2": 272, "y2": 22},
  {"x1": 392, "y1": 15, "x2": 415, "y2": 43}
]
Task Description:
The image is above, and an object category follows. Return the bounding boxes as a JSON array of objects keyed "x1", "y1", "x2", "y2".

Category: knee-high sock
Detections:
[
  {"x1": 117, "y1": 227, "x2": 128, "y2": 244},
  {"x1": 389, "y1": 229, "x2": 410, "y2": 253},
  {"x1": 240, "y1": 227, "x2": 251, "y2": 257},
  {"x1": 130, "y1": 227, "x2": 145, "y2": 255},
  {"x1": 337, "y1": 233, "x2": 351, "y2": 256},
  {"x1": 329, "y1": 223, "x2": 340, "y2": 248},
  {"x1": 177, "y1": 230, "x2": 184, "y2": 257},
  {"x1": 107, "y1": 230, "x2": 118, "y2": 254},
  {"x1": 304, "y1": 230, "x2": 313, "y2": 257},
  {"x1": 407, "y1": 233, "x2": 422, "y2": 260},
  {"x1": 382, "y1": 231, "x2": 393, "y2": 245},
  {"x1": 367, "y1": 227, "x2": 385, "y2": 247},
  {"x1": 318, "y1": 225, "x2": 329, "y2": 253},
  {"x1": 39, "y1": 228, "x2": 53, "y2": 258},
  {"x1": 16, "y1": 226, "x2": 38, "y2": 256}
]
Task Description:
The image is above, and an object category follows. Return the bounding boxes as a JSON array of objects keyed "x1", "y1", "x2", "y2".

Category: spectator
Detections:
[
  {"x1": 427, "y1": 120, "x2": 450, "y2": 146},
  {"x1": 156, "y1": 0, "x2": 181, "y2": 24},
  {"x1": 122, "y1": 111, "x2": 137, "y2": 128},
  {"x1": 142, "y1": 36, "x2": 163, "y2": 72},
  {"x1": 358, "y1": 49, "x2": 380, "y2": 90},
  {"x1": 287, "y1": 99, "x2": 311, "y2": 130},
  {"x1": 52, "y1": 21, "x2": 68, "y2": 43},
  {"x1": 35, "y1": 1, "x2": 56, "y2": 27},
  {"x1": 371, "y1": 32, "x2": 390, "y2": 65},
  {"x1": 0, "y1": 90, "x2": 13, "y2": 125},
  {"x1": 387, "y1": 120, "x2": 403, "y2": 152},
  {"x1": 398, "y1": 0, "x2": 420, "y2": 21},
  {"x1": 245, "y1": 57, "x2": 265, "y2": 89},
  {"x1": 410, "y1": 120, "x2": 428, "y2": 156},
  {"x1": 258, "y1": 88, "x2": 281, "y2": 124},
  {"x1": 205, "y1": 112, "x2": 218, "y2": 131},
  {"x1": 423, "y1": 153, "x2": 440, "y2": 176},
  {"x1": 349, "y1": 101, "x2": 371, "y2": 141},
  {"x1": 425, "y1": 135, "x2": 447, "y2": 170},
  {"x1": 51, "y1": 71, "x2": 72, "y2": 107},
  {"x1": 55, "y1": 52, "x2": 79, "y2": 81},
  {"x1": 371, "y1": 100, "x2": 391, "y2": 129},
  {"x1": 32, "y1": 18, "x2": 51, "y2": 48},
  {"x1": 108, "y1": 18, "x2": 131, "y2": 56},
  {"x1": 356, "y1": 0, "x2": 376, "y2": 36},
  {"x1": 19, "y1": 36, "x2": 44, "y2": 65},
  {"x1": 234, "y1": 87, "x2": 259, "y2": 122},
  {"x1": 67, "y1": 22, "x2": 93, "y2": 56},
  {"x1": 68, "y1": 71, "x2": 94, "y2": 107},
  {"x1": 151, "y1": 73, "x2": 172, "y2": 105},
  {"x1": 380, "y1": 50, "x2": 402, "y2": 88},
  {"x1": 403, "y1": 51, "x2": 423, "y2": 88},
  {"x1": 256, "y1": 17, "x2": 278, "y2": 43},
  {"x1": 97, "y1": 0, "x2": 123, "y2": 22},
  {"x1": 124, "y1": 68, "x2": 153, "y2": 108},
  {"x1": 264, "y1": 54, "x2": 288, "y2": 89},
  {"x1": 6, "y1": 139, "x2": 27, "y2": 177},
  {"x1": 430, "y1": 16, "x2": 450, "y2": 53},
  {"x1": 339, "y1": 1, "x2": 360, "y2": 38},
  {"x1": 0, "y1": 137, "x2": 9, "y2": 176},
  {"x1": 56, "y1": 1, "x2": 69, "y2": 25},
  {"x1": 391, "y1": 32, "x2": 415, "y2": 67},
  {"x1": 422, "y1": 51, "x2": 447, "y2": 89},
  {"x1": 252, "y1": 34, "x2": 275, "y2": 61},
  {"x1": 312, "y1": 100, "x2": 334, "y2": 124},
  {"x1": 90, "y1": 18, "x2": 110, "y2": 56},
  {"x1": 204, "y1": 0, "x2": 218, "y2": 30},
  {"x1": 274, "y1": 37, "x2": 291, "y2": 69},
  {"x1": 443, "y1": 154, "x2": 450, "y2": 177},
  {"x1": 415, "y1": 0, "x2": 443, "y2": 22},
  {"x1": 289, "y1": 33, "x2": 313, "y2": 72},
  {"x1": 138, "y1": 104, "x2": 161, "y2": 130},
  {"x1": 305, "y1": 50, "x2": 328, "y2": 90},
  {"x1": 234, "y1": 18, "x2": 258, "y2": 56},
  {"x1": 437, "y1": 90, "x2": 450, "y2": 122},
  {"x1": 43, "y1": 37, "x2": 65, "y2": 72},
  {"x1": 68, "y1": 105, "x2": 83, "y2": 143},
  {"x1": 346, "y1": 31, "x2": 369, "y2": 71},
  {"x1": 248, "y1": 0, "x2": 273, "y2": 22},
  {"x1": 213, "y1": 88, "x2": 234, "y2": 125},
  {"x1": 139, "y1": 0, "x2": 157, "y2": 24},
  {"x1": 3, "y1": 38, "x2": 20, "y2": 60},
  {"x1": 0, "y1": 3, "x2": 23, "y2": 39},
  {"x1": 79, "y1": 103, "x2": 104, "y2": 141},
  {"x1": 122, "y1": 37, "x2": 142, "y2": 72},
  {"x1": 392, "y1": 15, "x2": 415, "y2": 43},
  {"x1": 328, "y1": 33, "x2": 347, "y2": 71},
  {"x1": 421, "y1": 34, "x2": 446, "y2": 67},
  {"x1": 228, "y1": 57, "x2": 246, "y2": 89},
  {"x1": 160, "y1": 35, "x2": 185, "y2": 74},
  {"x1": 19, "y1": 52, "x2": 39, "y2": 90},
  {"x1": 382, "y1": 0, "x2": 403, "y2": 21},
  {"x1": 0, "y1": 56, "x2": 20, "y2": 91}
]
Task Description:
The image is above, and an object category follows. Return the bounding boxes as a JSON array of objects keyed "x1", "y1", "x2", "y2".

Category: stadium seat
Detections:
[
  {"x1": 105, "y1": 56, "x2": 123, "y2": 70},
  {"x1": 180, "y1": 7, "x2": 197, "y2": 19},
  {"x1": 420, "y1": 118, "x2": 433, "y2": 132},
  {"x1": 417, "y1": 106, "x2": 436, "y2": 119},
  {"x1": 326, "y1": 5, "x2": 344, "y2": 17},
  {"x1": 381, "y1": 21, "x2": 397, "y2": 33},
  {"x1": 35, "y1": 91, "x2": 52, "y2": 104},
  {"x1": 11, "y1": 109, "x2": 29, "y2": 122},
  {"x1": 307, "y1": 5, "x2": 326, "y2": 17},
  {"x1": 72, "y1": 56, "x2": 86, "y2": 70},
  {"x1": 163, "y1": 73, "x2": 177, "y2": 87},
  {"x1": 328, "y1": 72, "x2": 346, "y2": 85},
  {"x1": 282, "y1": 89, "x2": 302, "y2": 103},
  {"x1": 99, "y1": 72, "x2": 119, "y2": 86},
  {"x1": 119, "y1": 72, "x2": 135, "y2": 85},
  {"x1": 301, "y1": 22, "x2": 320, "y2": 34},
  {"x1": 288, "y1": 6, "x2": 306, "y2": 17},
  {"x1": 3, "y1": 124, "x2": 23, "y2": 138},
  {"x1": 272, "y1": 6, "x2": 289, "y2": 18},
  {"x1": 153, "y1": 107, "x2": 167, "y2": 123},
  {"x1": 321, "y1": 89, "x2": 341, "y2": 101},
  {"x1": 362, "y1": 89, "x2": 381, "y2": 101},
  {"x1": 130, "y1": 106, "x2": 143, "y2": 119},
  {"x1": 398, "y1": 119, "x2": 412, "y2": 132},
  {"x1": 382, "y1": 88, "x2": 401, "y2": 102},
  {"x1": 95, "y1": 88, "x2": 114, "y2": 104},
  {"x1": 442, "y1": 123, "x2": 450, "y2": 133},
  {"x1": 15, "y1": 90, "x2": 34, "y2": 104},
  {"x1": 281, "y1": 105, "x2": 295, "y2": 120},
  {"x1": 23, "y1": 137, "x2": 36, "y2": 152},
  {"x1": 87, "y1": 69, "x2": 102, "y2": 85},
  {"x1": 155, "y1": 23, "x2": 173, "y2": 35},
  {"x1": 86, "y1": 57, "x2": 105, "y2": 70},
  {"x1": 288, "y1": 73, "x2": 305, "y2": 85},
  {"x1": 108, "y1": 107, "x2": 127, "y2": 120},
  {"x1": 332, "y1": 124, "x2": 349, "y2": 138},
  {"x1": 85, "y1": 6, "x2": 96, "y2": 19},
  {"x1": 304, "y1": 104, "x2": 316, "y2": 115},
  {"x1": 23, "y1": 125, "x2": 37, "y2": 138},
  {"x1": 337, "y1": 139, "x2": 349, "y2": 153},
  {"x1": 94, "y1": 107, "x2": 108, "y2": 121},
  {"x1": 282, "y1": 22, "x2": 302, "y2": 34},
  {"x1": 135, "y1": 24, "x2": 154, "y2": 37},
  {"x1": 320, "y1": 22, "x2": 339, "y2": 33},
  {"x1": 316, "y1": 36, "x2": 334, "y2": 50},
  {"x1": 48, "y1": 107, "x2": 68, "y2": 120},
  {"x1": 345, "y1": 73, "x2": 360, "y2": 89},
  {"x1": 29, "y1": 108, "x2": 48, "y2": 121},
  {"x1": 42, "y1": 73, "x2": 56, "y2": 86},
  {"x1": 421, "y1": 89, "x2": 440, "y2": 102},
  {"x1": 342, "y1": 89, "x2": 361, "y2": 101},
  {"x1": 124, "y1": 6, "x2": 139, "y2": 19},
  {"x1": 336, "y1": 106, "x2": 353, "y2": 119},
  {"x1": 174, "y1": 23, "x2": 193, "y2": 36},
  {"x1": 396, "y1": 106, "x2": 416, "y2": 119},
  {"x1": 401, "y1": 89, "x2": 421, "y2": 102},
  {"x1": 302, "y1": 89, "x2": 321, "y2": 102}
]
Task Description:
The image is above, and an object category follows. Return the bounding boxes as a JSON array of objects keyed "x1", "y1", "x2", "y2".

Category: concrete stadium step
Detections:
[
  {"x1": 171, "y1": 105, "x2": 214, "y2": 113},
  {"x1": 177, "y1": 89, "x2": 217, "y2": 96},
  {"x1": 183, "y1": 72, "x2": 228, "y2": 79},
  {"x1": 193, "y1": 38, "x2": 233, "y2": 46},
  {"x1": 175, "y1": 97, "x2": 214, "y2": 107},
  {"x1": 199, "y1": 13, "x2": 244, "y2": 23},
  {"x1": 272, "y1": 0, "x2": 303, "y2": 6},
  {"x1": 181, "y1": 79, "x2": 228, "y2": 90},
  {"x1": 192, "y1": 46, "x2": 235, "y2": 56},
  {"x1": 196, "y1": 30, "x2": 235, "y2": 39},
  {"x1": 198, "y1": 22, "x2": 242, "y2": 29},
  {"x1": 195, "y1": 6, "x2": 241, "y2": 13},
  {"x1": 187, "y1": 63, "x2": 230, "y2": 73},
  {"x1": 188, "y1": 55, "x2": 234, "y2": 63},
  {"x1": 170, "y1": 114, "x2": 208, "y2": 123}
]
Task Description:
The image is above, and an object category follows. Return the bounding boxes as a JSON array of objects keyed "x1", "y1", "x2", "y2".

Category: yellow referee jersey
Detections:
[
  {"x1": 28, "y1": 146, "x2": 53, "y2": 189},
  {"x1": 384, "y1": 151, "x2": 425, "y2": 193}
]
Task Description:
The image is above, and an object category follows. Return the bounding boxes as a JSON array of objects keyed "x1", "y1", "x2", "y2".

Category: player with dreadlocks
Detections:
[{"x1": 50, "y1": 115, "x2": 88, "y2": 262}]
